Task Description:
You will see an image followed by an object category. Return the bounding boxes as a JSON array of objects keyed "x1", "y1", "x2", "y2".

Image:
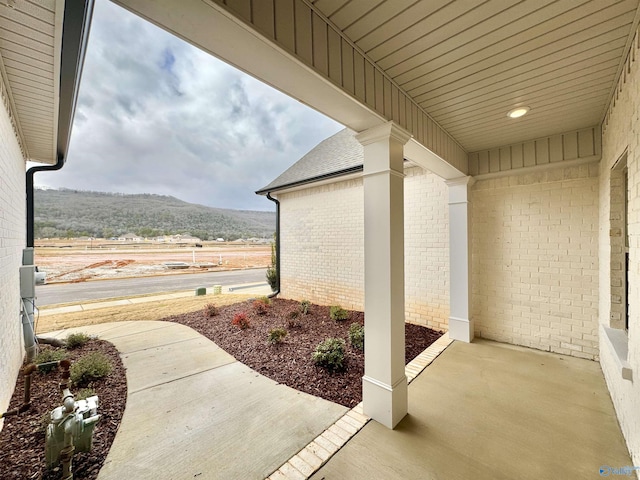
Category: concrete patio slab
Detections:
[{"x1": 311, "y1": 339, "x2": 632, "y2": 480}]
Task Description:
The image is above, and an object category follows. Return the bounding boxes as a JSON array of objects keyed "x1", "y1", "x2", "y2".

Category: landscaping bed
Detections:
[
  {"x1": 167, "y1": 297, "x2": 442, "y2": 408},
  {"x1": 1, "y1": 297, "x2": 441, "y2": 479},
  {"x1": 0, "y1": 339, "x2": 126, "y2": 480}
]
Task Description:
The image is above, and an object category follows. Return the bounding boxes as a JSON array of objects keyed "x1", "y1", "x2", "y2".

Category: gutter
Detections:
[
  {"x1": 26, "y1": 0, "x2": 94, "y2": 247},
  {"x1": 266, "y1": 192, "x2": 280, "y2": 298},
  {"x1": 255, "y1": 165, "x2": 363, "y2": 196}
]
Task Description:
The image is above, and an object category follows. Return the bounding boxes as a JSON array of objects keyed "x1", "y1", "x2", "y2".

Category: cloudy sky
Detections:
[{"x1": 34, "y1": 0, "x2": 343, "y2": 211}]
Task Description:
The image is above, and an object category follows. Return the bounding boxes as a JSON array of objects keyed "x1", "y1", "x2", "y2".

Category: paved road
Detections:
[{"x1": 35, "y1": 269, "x2": 267, "y2": 306}]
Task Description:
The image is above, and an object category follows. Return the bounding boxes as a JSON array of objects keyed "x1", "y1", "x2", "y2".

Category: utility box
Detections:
[
  {"x1": 19, "y1": 265, "x2": 35, "y2": 298},
  {"x1": 22, "y1": 247, "x2": 35, "y2": 265}
]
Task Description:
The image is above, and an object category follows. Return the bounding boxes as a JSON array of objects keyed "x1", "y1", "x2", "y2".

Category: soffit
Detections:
[
  {"x1": 0, "y1": 0, "x2": 59, "y2": 163},
  {"x1": 311, "y1": 0, "x2": 640, "y2": 152}
]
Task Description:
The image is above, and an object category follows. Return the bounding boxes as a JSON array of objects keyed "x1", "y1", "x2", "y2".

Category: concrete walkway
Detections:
[
  {"x1": 311, "y1": 339, "x2": 633, "y2": 480},
  {"x1": 46, "y1": 321, "x2": 347, "y2": 479}
]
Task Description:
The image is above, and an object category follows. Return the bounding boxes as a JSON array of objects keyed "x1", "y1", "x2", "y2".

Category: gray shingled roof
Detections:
[{"x1": 256, "y1": 128, "x2": 363, "y2": 194}]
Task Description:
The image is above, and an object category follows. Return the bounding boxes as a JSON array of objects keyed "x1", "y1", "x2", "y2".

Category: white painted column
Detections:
[
  {"x1": 356, "y1": 122, "x2": 411, "y2": 429},
  {"x1": 446, "y1": 176, "x2": 475, "y2": 342}
]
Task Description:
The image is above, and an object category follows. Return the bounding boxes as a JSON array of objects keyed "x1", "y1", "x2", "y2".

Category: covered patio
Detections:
[
  {"x1": 310, "y1": 339, "x2": 631, "y2": 480},
  {"x1": 1, "y1": 0, "x2": 639, "y2": 476}
]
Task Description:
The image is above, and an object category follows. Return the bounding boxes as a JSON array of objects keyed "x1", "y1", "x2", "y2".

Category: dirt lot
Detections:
[{"x1": 35, "y1": 239, "x2": 271, "y2": 283}]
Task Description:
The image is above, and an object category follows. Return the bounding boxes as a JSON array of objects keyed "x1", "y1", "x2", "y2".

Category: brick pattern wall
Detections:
[
  {"x1": 0, "y1": 90, "x2": 26, "y2": 430},
  {"x1": 280, "y1": 178, "x2": 365, "y2": 311},
  {"x1": 472, "y1": 165, "x2": 600, "y2": 359},
  {"x1": 404, "y1": 167, "x2": 449, "y2": 330},
  {"x1": 278, "y1": 166, "x2": 450, "y2": 331},
  {"x1": 599, "y1": 28, "x2": 640, "y2": 469}
]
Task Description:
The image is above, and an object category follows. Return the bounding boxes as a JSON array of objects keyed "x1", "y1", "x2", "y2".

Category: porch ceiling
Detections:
[
  {"x1": 0, "y1": 0, "x2": 60, "y2": 164},
  {"x1": 312, "y1": 0, "x2": 640, "y2": 152}
]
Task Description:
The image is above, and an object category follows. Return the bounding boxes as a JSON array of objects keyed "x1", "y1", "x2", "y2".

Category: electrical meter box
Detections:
[
  {"x1": 20, "y1": 265, "x2": 35, "y2": 298},
  {"x1": 22, "y1": 247, "x2": 35, "y2": 266}
]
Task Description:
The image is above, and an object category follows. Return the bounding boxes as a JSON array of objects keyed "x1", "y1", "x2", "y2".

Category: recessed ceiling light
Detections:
[{"x1": 507, "y1": 106, "x2": 530, "y2": 118}]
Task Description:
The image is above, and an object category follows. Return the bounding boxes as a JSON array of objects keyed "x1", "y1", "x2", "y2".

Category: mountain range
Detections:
[{"x1": 34, "y1": 188, "x2": 275, "y2": 241}]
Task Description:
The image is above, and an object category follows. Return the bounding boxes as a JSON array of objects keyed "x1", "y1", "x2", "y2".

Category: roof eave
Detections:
[
  {"x1": 55, "y1": 0, "x2": 95, "y2": 162},
  {"x1": 256, "y1": 165, "x2": 364, "y2": 195}
]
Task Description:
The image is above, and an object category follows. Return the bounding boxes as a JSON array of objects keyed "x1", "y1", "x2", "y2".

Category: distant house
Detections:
[
  {"x1": 118, "y1": 233, "x2": 142, "y2": 242},
  {"x1": 173, "y1": 234, "x2": 201, "y2": 243}
]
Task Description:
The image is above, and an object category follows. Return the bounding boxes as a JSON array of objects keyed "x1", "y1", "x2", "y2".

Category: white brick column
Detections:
[
  {"x1": 446, "y1": 176, "x2": 475, "y2": 342},
  {"x1": 357, "y1": 122, "x2": 411, "y2": 429}
]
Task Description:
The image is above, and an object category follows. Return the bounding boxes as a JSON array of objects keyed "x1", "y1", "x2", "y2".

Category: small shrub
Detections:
[
  {"x1": 34, "y1": 349, "x2": 67, "y2": 373},
  {"x1": 312, "y1": 338, "x2": 346, "y2": 371},
  {"x1": 268, "y1": 327, "x2": 288, "y2": 345},
  {"x1": 65, "y1": 332, "x2": 91, "y2": 349},
  {"x1": 253, "y1": 299, "x2": 270, "y2": 315},
  {"x1": 329, "y1": 305, "x2": 349, "y2": 321},
  {"x1": 300, "y1": 300, "x2": 311, "y2": 315},
  {"x1": 204, "y1": 303, "x2": 219, "y2": 317},
  {"x1": 231, "y1": 312, "x2": 250, "y2": 330},
  {"x1": 70, "y1": 353, "x2": 113, "y2": 386},
  {"x1": 348, "y1": 323, "x2": 364, "y2": 351},
  {"x1": 286, "y1": 309, "x2": 301, "y2": 328},
  {"x1": 257, "y1": 296, "x2": 272, "y2": 305},
  {"x1": 75, "y1": 387, "x2": 96, "y2": 401}
]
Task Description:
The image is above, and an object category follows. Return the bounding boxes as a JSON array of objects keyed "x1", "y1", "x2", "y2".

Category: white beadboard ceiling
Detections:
[
  {"x1": 312, "y1": 0, "x2": 640, "y2": 152},
  {"x1": 0, "y1": 0, "x2": 59, "y2": 163}
]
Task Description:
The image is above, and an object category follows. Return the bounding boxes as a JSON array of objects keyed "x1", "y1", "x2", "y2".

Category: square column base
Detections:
[
  {"x1": 362, "y1": 375, "x2": 408, "y2": 429},
  {"x1": 449, "y1": 316, "x2": 475, "y2": 342}
]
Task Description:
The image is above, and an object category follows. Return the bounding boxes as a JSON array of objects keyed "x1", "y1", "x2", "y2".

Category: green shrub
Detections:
[
  {"x1": 312, "y1": 338, "x2": 346, "y2": 371},
  {"x1": 204, "y1": 303, "x2": 219, "y2": 317},
  {"x1": 34, "y1": 349, "x2": 67, "y2": 373},
  {"x1": 268, "y1": 327, "x2": 288, "y2": 345},
  {"x1": 257, "y1": 296, "x2": 272, "y2": 305},
  {"x1": 231, "y1": 312, "x2": 250, "y2": 329},
  {"x1": 70, "y1": 353, "x2": 112, "y2": 386},
  {"x1": 329, "y1": 305, "x2": 349, "y2": 321},
  {"x1": 266, "y1": 240, "x2": 278, "y2": 291},
  {"x1": 75, "y1": 387, "x2": 96, "y2": 401},
  {"x1": 300, "y1": 300, "x2": 311, "y2": 315},
  {"x1": 65, "y1": 332, "x2": 91, "y2": 349},
  {"x1": 348, "y1": 323, "x2": 364, "y2": 351}
]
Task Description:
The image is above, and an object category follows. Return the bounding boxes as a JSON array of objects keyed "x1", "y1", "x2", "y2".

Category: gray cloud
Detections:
[{"x1": 34, "y1": 0, "x2": 342, "y2": 210}]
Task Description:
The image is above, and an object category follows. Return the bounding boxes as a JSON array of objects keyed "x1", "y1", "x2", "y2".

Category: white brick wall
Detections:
[
  {"x1": 599, "y1": 29, "x2": 640, "y2": 469},
  {"x1": 404, "y1": 168, "x2": 449, "y2": 330},
  {"x1": 472, "y1": 165, "x2": 600, "y2": 359},
  {"x1": 278, "y1": 166, "x2": 450, "y2": 331},
  {"x1": 0, "y1": 89, "x2": 26, "y2": 430}
]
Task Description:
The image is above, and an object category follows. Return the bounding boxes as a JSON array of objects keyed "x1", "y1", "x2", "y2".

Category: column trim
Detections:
[{"x1": 356, "y1": 121, "x2": 412, "y2": 146}]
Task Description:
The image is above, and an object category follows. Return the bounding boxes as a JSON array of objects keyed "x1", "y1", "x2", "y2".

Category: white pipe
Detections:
[{"x1": 21, "y1": 298, "x2": 37, "y2": 363}]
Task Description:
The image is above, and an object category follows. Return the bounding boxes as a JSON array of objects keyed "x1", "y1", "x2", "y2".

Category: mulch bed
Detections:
[
  {"x1": 167, "y1": 298, "x2": 442, "y2": 408},
  {"x1": 0, "y1": 340, "x2": 126, "y2": 480},
  {"x1": 0, "y1": 298, "x2": 442, "y2": 479}
]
